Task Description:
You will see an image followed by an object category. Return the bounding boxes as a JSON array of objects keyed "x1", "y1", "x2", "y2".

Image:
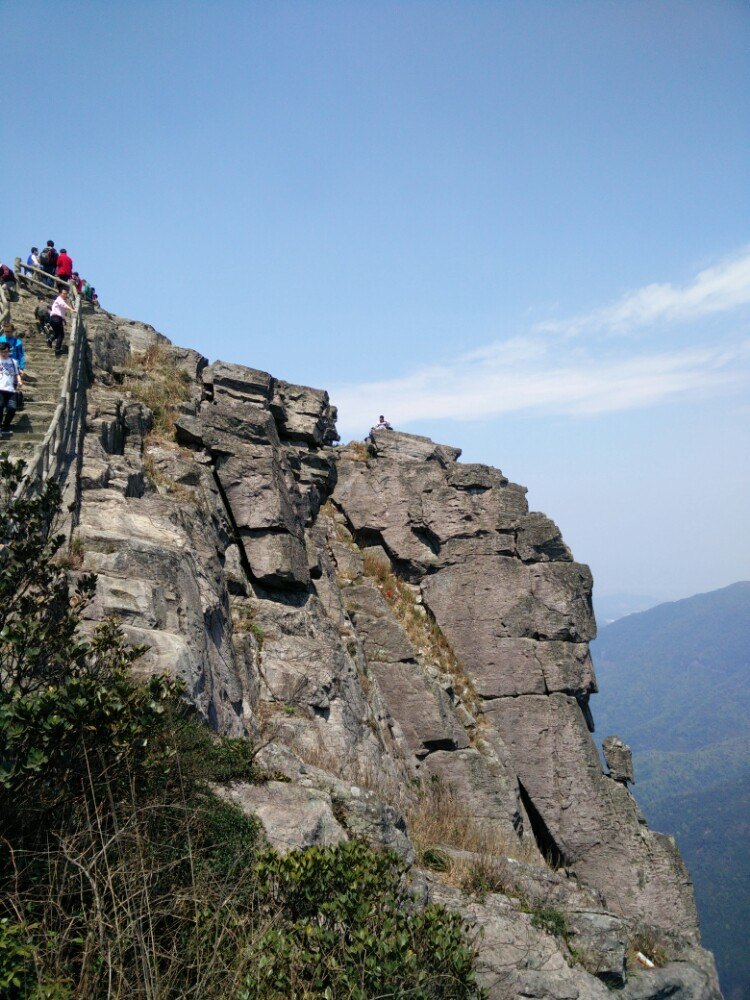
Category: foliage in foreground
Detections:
[{"x1": 0, "y1": 457, "x2": 483, "y2": 998}]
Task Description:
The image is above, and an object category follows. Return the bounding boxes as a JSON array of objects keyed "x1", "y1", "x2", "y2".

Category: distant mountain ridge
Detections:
[{"x1": 592, "y1": 581, "x2": 750, "y2": 1000}]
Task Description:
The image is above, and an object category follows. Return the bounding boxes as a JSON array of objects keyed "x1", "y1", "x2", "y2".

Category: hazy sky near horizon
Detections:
[{"x1": 3, "y1": 1, "x2": 749, "y2": 603}]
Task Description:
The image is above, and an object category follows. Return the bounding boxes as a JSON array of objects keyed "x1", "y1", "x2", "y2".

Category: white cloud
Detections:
[
  {"x1": 331, "y1": 251, "x2": 750, "y2": 435},
  {"x1": 333, "y1": 343, "x2": 750, "y2": 434},
  {"x1": 535, "y1": 249, "x2": 750, "y2": 337}
]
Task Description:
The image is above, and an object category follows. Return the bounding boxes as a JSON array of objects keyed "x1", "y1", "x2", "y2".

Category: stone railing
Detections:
[{"x1": 13, "y1": 259, "x2": 87, "y2": 499}]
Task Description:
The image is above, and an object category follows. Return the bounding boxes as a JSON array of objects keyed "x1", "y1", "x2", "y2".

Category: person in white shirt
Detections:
[
  {"x1": 47, "y1": 288, "x2": 73, "y2": 355},
  {"x1": 0, "y1": 341, "x2": 23, "y2": 438},
  {"x1": 373, "y1": 414, "x2": 393, "y2": 431}
]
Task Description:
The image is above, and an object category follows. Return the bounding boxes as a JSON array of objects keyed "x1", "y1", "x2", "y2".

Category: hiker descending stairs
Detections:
[{"x1": 0, "y1": 258, "x2": 87, "y2": 495}]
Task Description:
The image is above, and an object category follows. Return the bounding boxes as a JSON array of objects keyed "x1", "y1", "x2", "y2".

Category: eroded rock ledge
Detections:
[{"x1": 71, "y1": 306, "x2": 721, "y2": 1000}]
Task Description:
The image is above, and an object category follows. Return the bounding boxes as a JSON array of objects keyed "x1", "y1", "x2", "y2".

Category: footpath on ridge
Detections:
[{"x1": 2, "y1": 289, "x2": 69, "y2": 463}]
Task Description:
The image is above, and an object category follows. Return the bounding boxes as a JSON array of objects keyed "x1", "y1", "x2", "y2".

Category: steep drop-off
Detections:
[
  {"x1": 593, "y1": 585, "x2": 750, "y2": 1000},
  {"x1": 31, "y1": 289, "x2": 722, "y2": 999}
]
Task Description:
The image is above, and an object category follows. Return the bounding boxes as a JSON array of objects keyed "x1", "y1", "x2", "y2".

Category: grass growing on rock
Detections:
[
  {"x1": 124, "y1": 343, "x2": 193, "y2": 437},
  {"x1": 361, "y1": 548, "x2": 480, "y2": 719},
  {"x1": 407, "y1": 775, "x2": 541, "y2": 887},
  {"x1": 142, "y1": 435, "x2": 206, "y2": 505},
  {"x1": 338, "y1": 440, "x2": 370, "y2": 462}
]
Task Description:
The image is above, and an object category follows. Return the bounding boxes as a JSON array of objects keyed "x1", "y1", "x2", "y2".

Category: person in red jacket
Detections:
[{"x1": 56, "y1": 249, "x2": 73, "y2": 282}]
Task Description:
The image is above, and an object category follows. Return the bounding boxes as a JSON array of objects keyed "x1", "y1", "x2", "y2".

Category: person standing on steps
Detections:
[
  {"x1": 0, "y1": 341, "x2": 23, "y2": 439},
  {"x1": 48, "y1": 287, "x2": 73, "y2": 355},
  {"x1": 39, "y1": 241, "x2": 58, "y2": 285},
  {"x1": 1, "y1": 321, "x2": 34, "y2": 387},
  {"x1": 26, "y1": 247, "x2": 40, "y2": 271},
  {"x1": 0, "y1": 322, "x2": 26, "y2": 372},
  {"x1": 56, "y1": 248, "x2": 73, "y2": 284}
]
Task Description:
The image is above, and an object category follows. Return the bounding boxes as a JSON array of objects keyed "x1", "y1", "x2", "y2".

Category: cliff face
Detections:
[{"x1": 69, "y1": 301, "x2": 721, "y2": 999}]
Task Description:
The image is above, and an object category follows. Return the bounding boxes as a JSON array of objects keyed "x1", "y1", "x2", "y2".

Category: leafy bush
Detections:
[{"x1": 243, "y1": 840, "x2": 482, "y2": 999}]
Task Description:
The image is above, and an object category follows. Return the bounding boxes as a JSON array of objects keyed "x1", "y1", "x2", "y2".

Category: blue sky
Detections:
[{"x1": 3, "y1": 0, "x2": 749, "y2": 604}]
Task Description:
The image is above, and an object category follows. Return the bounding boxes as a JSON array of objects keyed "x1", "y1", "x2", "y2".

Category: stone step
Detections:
[
  {"x1": 25, "y1": 365, "x2": 66, "y2": 375},
  {"x1": 1, "y1": 432, "x2": 46, "y2": 447},
  {"x1": 19, "y1": 398, "x2": 57, "y2": 409},
  {"x1": 11, "y1": 413, "x2": 54, "y2": 430},
  {"x1": 7, "y1": 418, "x2": 48, "y2": 437}
]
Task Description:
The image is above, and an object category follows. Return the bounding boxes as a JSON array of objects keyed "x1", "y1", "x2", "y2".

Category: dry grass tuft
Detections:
[
  {"x1": 53, "y1": 534, "x2": 85, "y2": 571},
  {"x1": 338, "y1": 440, "x2": 370, "y2": 462},
  {"x1": 627, "y1": 926, "x2": 670, "y2": 969},
  {"x1": 124, "y1": 345, "x2": 193, "y2": 437},
  {"x1": 406, "y1": 776, "x2": 538, "y2": 874}
]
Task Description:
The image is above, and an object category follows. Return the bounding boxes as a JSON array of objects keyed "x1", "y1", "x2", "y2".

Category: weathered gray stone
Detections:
[
  {"x1": 467, "y1": 639, "x2": 596, "y2": 699},
  {"x1": 203, "y1": 361, "x2": 274, "y2": 405},
  {"x1": 422, "y1": 557, "x2": 596, "y2": 647},
  {"x1": 447, "y1": 463, "x2": 509, "y2": 490},
  {"x1": 254, "y1": 743, "x2": 413, "y2": 860},
  {"x1": 602, "y1": 735, "x2": 635, "y2": 785},
  {"x1": 343, "y1": 584, "x2": 416, "y2": 662},
  {"x1": 217, "y1": 780, "x2": 347, "y2": 852},
  {"x1": 369, "y1": 660, "x2": 470, "y2": 757},
  {"x1": 215, "y1": 448, "x2": 298, "y2": 531},
  {"x1": 369, "y1": 429, "x2": 462, "y2": 464},
  {"x1": 240, "y1": 529, "x2": 310, "y2": 587},
  {"x1": 418, "y1": 747, "x2": 523, "y2": 839},
  {"x1": 618, "y1": 961, "x2": 722, "y2": 1000},
  {"x1": 329, "y1": 540, "x2": 364, "y2": 580},
  {"x1": 517, "y1": 512, "x2": 573, "y2": 563},
  {"x1": 62, "y1": 302, "x2": 720, "y2": 997},
  {"x1": 427, "y1": 878, "x2": 612, "y2": 1000},
  {"x1": 482, "y1": 693, "x2": 699, "y2": 934},
  {"x1": 271, "y1": 379, "x2": 339, "y2": 445}
]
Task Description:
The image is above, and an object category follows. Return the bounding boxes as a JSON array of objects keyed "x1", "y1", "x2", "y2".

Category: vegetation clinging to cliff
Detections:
[{"x1": 0, "y1": 457, "x2": 484, "y2": 999}]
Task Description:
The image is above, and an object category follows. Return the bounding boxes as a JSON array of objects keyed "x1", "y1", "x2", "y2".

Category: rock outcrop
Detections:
[{"x1": 31, "y1": 288, "x2": 720, "y2": 1000}]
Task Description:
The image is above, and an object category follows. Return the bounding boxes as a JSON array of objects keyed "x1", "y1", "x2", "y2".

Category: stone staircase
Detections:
[{"x1": 1, "y1": 287, "x2": 69, "y2": 464}]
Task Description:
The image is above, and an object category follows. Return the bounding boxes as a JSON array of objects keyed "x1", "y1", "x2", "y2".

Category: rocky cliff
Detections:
[{"x1": 57, "y1": 295, "x2": 722, "y2": 998}]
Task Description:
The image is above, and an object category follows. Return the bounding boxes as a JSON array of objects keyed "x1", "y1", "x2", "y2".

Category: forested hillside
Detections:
[{"x1": 592, "y1": 582, "x2": 750, "y2": 1000}]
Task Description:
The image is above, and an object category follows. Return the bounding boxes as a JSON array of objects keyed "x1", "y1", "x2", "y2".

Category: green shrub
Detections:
[
  {"x1": 243, "y1": 840, "x2": 483, "y2": 999},
  {"x1": 529, "y1": 906, "x2": 568, "y2": 939}
]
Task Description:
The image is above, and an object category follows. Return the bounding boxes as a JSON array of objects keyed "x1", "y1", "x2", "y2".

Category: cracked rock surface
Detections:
[{"x1": 65, "y1": 307, "x2": 722, "y2": 999}]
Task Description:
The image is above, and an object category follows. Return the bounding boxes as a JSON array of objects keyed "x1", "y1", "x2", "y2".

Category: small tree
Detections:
[{"x1": 0, "y1": 455, "x2": 176, "y2": 825}]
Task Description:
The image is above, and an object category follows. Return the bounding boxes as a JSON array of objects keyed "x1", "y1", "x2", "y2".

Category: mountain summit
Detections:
[{"x1": 3, "y1": 282, "x2": 724, "y2": 998}]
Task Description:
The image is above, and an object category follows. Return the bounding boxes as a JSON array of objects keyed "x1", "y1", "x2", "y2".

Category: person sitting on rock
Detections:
[
  {"x1": 373, "y1": 414, "x2": 393, "y2": 431},
  {"x1": 0, "y1": 340, "x2": 23, "y2": 439},
  {"x1": 48, "y1": 288, "x2": 73, "y2": 355},
  {"x1": 56, "y1": 248, "x2": 73, "y2": 284}
]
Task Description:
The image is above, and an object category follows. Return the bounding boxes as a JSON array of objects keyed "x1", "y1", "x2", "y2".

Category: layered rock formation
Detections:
[{"x1": 48, "y1": 292, "x2": 721, "y2": 999}]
